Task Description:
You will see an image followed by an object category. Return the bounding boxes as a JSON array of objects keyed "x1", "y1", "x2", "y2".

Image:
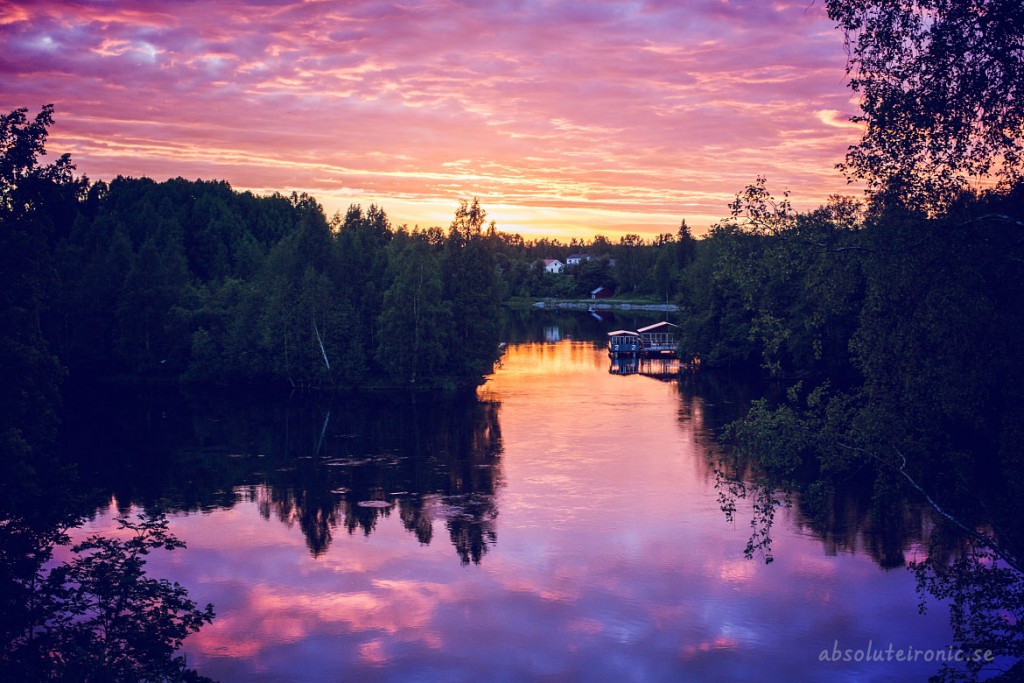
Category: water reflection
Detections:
[
  {"x1": 707, "y1": 432, "x2": 1024, "y2": 679},
  {"x1": 62, "y1": 386, "x2": 503, "y2": 563},
  {"x1": 709, "y1": 450, "x2": 945, "y2": 570},
  {"x1": 59, "y1": 330, "x2": 956, "y2": 575},
  {"x1": 502, "y1": 307, "x2": 671, "y2": 346},
  {"x1": 44, "y1": 316, "x2": 1000, "y2": 681},
  {"x1": 671, "y1": 369, "x2": 940, "y2": 571},
  {"x1": 608, "y1": 356, "x2": 680, "y2": 380}
]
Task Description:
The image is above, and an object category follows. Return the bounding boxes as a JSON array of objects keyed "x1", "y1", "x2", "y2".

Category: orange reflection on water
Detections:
[
  {"x1": 488, "y1": 339, "x2": 607, "y2": 381},
  {"x1": 68, "y1": 339, "x2": 959, "y2": 681},
  {"x1": 482, "y1": 341, "x2": 709, "y2": 530}
]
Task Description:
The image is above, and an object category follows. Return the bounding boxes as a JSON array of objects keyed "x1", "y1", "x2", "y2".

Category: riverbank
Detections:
[
  {"x1": 63, "y1": 369, "x2": 486, "y2": 398},
  {"x1": 523, "y1": 297, "x2": 678, "y2": 312}
]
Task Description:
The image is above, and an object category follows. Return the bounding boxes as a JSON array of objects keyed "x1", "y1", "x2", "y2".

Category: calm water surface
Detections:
[{"x1": 67, "y1": 325, "x2": 956, "y2": 681}]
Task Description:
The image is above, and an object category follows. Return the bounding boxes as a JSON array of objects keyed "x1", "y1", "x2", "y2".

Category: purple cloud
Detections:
[{"x1": 0, "y1": 0, "x2": 861, "y2": 236}]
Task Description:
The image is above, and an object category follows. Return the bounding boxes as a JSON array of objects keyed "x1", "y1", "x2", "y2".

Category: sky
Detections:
[{"x1": 0, "y1": 0, "x2": 864, "y2": 240}]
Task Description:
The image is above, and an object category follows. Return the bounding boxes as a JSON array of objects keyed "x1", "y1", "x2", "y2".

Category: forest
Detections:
[
  {"x1": 689, "y1": 2, "x2": 1024, "y2": 679},
  {"x1": 1, "y1": 115, "x2": 691, "y2": 394},
  {"x1": 2, "y1": 0, "x2": 1024, "y2": 678}
]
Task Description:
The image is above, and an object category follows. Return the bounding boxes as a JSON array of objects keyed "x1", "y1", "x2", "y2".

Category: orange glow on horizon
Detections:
[{"x1": 0, "y1": 0, "x2": 867, "y2": 240}]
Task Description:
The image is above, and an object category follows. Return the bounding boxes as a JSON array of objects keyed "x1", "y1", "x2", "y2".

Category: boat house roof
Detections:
[{"x1": 637, "y1": 321, "x2": 679, "y2": 334}]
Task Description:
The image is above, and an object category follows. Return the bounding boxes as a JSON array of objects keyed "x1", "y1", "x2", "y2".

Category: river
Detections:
[{"x1": 59, "y1": 311, "x2": 958, "y2": 682}]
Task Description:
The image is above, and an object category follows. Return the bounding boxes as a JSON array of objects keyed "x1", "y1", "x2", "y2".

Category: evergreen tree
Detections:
[
  {"x1": 377, "y1": 231, "x2": 451, "y2": 383},
  {"x1": 441, "y1": 199, "x2": 503, "y2": 379},
  {"x1": 0, "y1": 105, "x2": 81, "y2": 476}
]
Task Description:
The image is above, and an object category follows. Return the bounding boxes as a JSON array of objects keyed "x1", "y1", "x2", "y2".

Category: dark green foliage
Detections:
[
  {"x1": 38, "y1": 168, "x2": 507, "y2": 389},
  {"x1": 676, "y1": 226, "x2": 759, "y2": 369},
  {"x1": 713, "y1": 381, "x2": 862, "y2": 564},
  {"x1": 688, "y1": 178, "x2": 1024, "y2": 678},
  {"x1": 2, "y1": 104, "x2": 520, "y2": 399},
  {"x1": 116, "y1": 223, "x2": 191, "y2": 373},
  {"x1": 333, "y1": 204, "x2": 391, "y2": 375},
  {"x1": 612, "y1": 233, "x2": 655, "y2": 294},
  {"x1": 377, "y1": 230, "x2": 451, "y2": 383},
  {"x1": 571, "y1": 256, "x2": 615, "y2": 298},
  {"x1": 827, "y1": 0, "x2": 1024, "y2": 210},
  {"x1": 695, "y1": 179, "x2": 1024, "y2": 498},
  {"x1": 0, "y1": 105, "x2": 81, "y2": 487},
  {"x1": 2, "y1": 512, "x2": 215, "y2": 682},
  {"x1": 441, "y1": 199, "x2": 504, "y2": 379},
  {"x1": 676, "y1": 181, "x2": 866, "y2": 377}
]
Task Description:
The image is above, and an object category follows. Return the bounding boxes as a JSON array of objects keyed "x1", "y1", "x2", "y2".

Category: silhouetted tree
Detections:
[
  {"x1": 828, "y1": 0, "x2": 1024, "y2": 209},
  {"x1": 0, "y1": 105, "x2": 81, "y2": 481},
  {"x1": 441, "y1": 199, "x2": 503, "y2": 379},
  {"x1": 3, "y1": 513, "x2": 214, "y2": 682}
]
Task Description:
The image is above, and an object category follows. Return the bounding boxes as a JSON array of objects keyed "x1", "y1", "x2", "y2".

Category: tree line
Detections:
[
  {"x1": 693, "y1": 1, "x2": 1024, "y2": 678},
  {"x1": 2, "y1": 122, "x2": 517, "y2": 397},
  {"x1": 0, "y1": 103, "x2": 708, "y2": 519},
  {"x1": 57, "y1": 179, "x2": 510, "y2": 390},
  {"x1": 689, "y1": 184, "x2": 1024, "y2": 683},
  {"x1": 485, "y1": 224, "x2": 695, "y2": 300}
]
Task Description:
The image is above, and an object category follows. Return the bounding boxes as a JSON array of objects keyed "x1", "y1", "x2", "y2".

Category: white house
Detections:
[
  {"x1": 543, "y1": 259, "x2": 565, "y2": 274},
  {"x1": 566, "y1": 253, "x2": 591, "y2": 266}
]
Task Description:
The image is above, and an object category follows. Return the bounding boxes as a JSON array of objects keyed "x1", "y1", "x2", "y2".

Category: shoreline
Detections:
[{"x1": 528, "y1": 298, "x2": 678, "y2": 312}]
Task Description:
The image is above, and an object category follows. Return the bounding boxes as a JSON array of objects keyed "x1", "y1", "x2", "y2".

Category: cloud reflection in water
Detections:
[{"x1": 72, "y1": 340, "x2": 954, "y2": 681}]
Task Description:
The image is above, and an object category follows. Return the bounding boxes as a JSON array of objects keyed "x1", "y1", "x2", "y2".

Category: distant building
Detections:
[
  {"x1": 543, "y1": 259, "x2": 565, "y2": 274},
  {"x1": 591, "y1": 286, "x2": 613, "y2": 299},
  {"x1": 566, "y1": 253, "x2": 591, "y2": 266}
]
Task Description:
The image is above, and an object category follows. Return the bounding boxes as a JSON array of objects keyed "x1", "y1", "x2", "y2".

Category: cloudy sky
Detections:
[{"x1": 1, "y1": 0, "x2": 863, "y2": 239}]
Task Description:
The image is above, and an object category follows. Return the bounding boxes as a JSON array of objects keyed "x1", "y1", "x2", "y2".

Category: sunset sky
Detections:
[{"x1": 1, "y1": 0, "x2": 864, "y2": 239}]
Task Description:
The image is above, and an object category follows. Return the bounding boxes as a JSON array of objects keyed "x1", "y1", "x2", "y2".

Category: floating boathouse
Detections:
[{"x1": 607, "y1": 321, "x2": 678, "y2": 358}]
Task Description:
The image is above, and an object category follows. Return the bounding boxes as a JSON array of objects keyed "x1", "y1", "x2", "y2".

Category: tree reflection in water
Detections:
[
  {"x1": 709, "y1": 452, "x2": 1024, "y2": 680},
  {"x1": 40, "y1": 344, "x2": 1023, "y2": 680},
  {"x1": 3, "y1": 383, "x2": 504, "y2": 680},
  {"x1": 61, "y1": 384, "x2": 504, "y2": 564},
  {"x1": 687, "y1": 372, "x2": 1024, "y2": 681}
]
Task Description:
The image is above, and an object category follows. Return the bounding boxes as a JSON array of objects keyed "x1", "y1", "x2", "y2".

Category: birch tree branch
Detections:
[
  {"x1": 839, "y1": 442, "x2": 1022, "y2": 573},
  {"x1": 313, "y1": 320, "x2": 330, "y2": 370}
]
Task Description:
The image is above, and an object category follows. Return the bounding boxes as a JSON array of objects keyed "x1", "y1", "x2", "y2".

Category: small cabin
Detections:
[
  {"x1": 637, "y1": 321, "x2": 678, "y2": 355},
  {"x1": 607, "y1": 330, "x2": 642, "y2": 356},
  {"x1": 590, "y1": 286, "x2": 613, "y2": 299}
]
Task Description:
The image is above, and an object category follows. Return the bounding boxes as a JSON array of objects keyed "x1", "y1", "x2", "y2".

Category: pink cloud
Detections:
[{"x1": 0, "y1": 0, "x2": 861, "y2": 237}]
